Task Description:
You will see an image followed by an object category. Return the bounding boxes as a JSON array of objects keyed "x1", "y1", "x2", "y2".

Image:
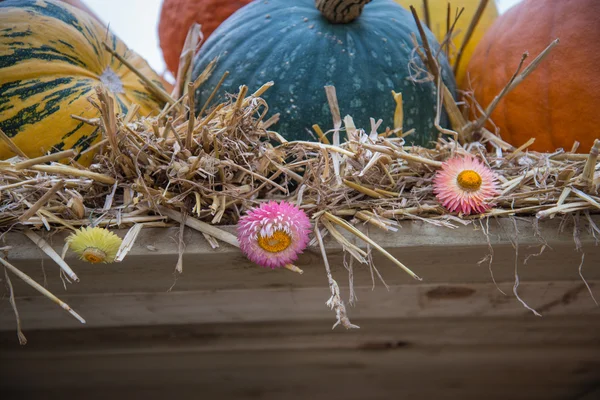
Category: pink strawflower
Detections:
[
  {"x1": 433, "y1": 155, "x2": 499, "y2": 215},
  {"x1": 237, "y1": 201, "x2": 311, "y2": 269}
]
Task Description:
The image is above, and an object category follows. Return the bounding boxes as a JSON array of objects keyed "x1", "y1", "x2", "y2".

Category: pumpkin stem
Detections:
[{"x1": 316, "y1": 0, "x2": 372, "y2": 24}]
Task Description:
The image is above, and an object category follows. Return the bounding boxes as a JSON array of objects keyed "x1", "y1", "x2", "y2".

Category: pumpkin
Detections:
[
  {"x1": 58, "y1": 0, "x2": 103, "y2": 24},
  {"x1": 158, "y1": 0, "x2": 254, "y2": 75},
  {"x1": 395, "y1": 0, "x2": 498, "y2": 85},
  {"x1": 0, "y1": 0, "x2": 166, "y2": 165},
  {"x1": 191, "y1": 0, "x2": 456, "y2": 146},
  {"x1": 464, "y1": 0, "x2": 600, "y2": 153}
]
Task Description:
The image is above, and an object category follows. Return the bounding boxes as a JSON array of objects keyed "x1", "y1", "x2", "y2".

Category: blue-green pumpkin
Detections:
[{"x1": 191, "y1": 0, "x2": 456, "y2": 146}]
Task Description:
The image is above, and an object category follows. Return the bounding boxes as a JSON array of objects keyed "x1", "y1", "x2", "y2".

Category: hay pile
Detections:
[{"x1": 1, "y1": 78, "x2": 599, "y2": 236}]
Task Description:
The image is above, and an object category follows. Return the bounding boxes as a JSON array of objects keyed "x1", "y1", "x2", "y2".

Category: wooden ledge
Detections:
[
  {"x1": 1, "y1": 217, "x2": 599, "y2": 399},
  {"x1": 0, "y1": 216, "x2": 598, "y2": 332}
]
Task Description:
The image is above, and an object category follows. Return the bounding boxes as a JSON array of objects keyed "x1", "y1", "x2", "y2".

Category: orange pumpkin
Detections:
[
  {"x1": 464, "y1": 0, "x2": 600, "y2": 153},
  {"x1": 158, "y1": 0, "x2": 253, "y2": 75}
]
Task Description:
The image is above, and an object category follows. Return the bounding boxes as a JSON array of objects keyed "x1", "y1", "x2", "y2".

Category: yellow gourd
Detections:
[{"x1": 395, "y1": 0, "x2": 498, "y2": 84}]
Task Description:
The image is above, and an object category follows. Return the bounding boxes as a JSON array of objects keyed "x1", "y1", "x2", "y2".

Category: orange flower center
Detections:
[
  {"x1": 257, "y1": 230, "x2": 292, "y2": 253},
  {"x1": 82, "y1": 247, "x2": 107, "y2": 264},
  {"x1": 457, "y1": 170, "x2": 482, "y2": 191}
]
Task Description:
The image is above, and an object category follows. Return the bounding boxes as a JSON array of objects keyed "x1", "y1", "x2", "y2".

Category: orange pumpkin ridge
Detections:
[
  {"x1": 464, "y1": 0, "x2": 600, "y2": 153},
  {"x1": 158, "y1": 0, "x2": 253, "y2": 75}
]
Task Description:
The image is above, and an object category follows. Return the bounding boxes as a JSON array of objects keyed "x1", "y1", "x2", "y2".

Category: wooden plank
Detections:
[
  {"x1": 579, "y1": 388, "x2": 600, "y2": 400},
  {"x1": 7, "y1": 215, "x2": 598, "y2": 260},
  {"x1": 1, "y1": 217, "x2": 598, "y2": 399},
  {"x1": 1, "y1": 216, "x2": 599, "y2": 297},
  {"x1": 1, "y1": 343, "x2": 599, "y2": 400},
  {"x1": 1, "y1": 281, "x2": 598, "y2": 331},
  {"x1": 2, "y1": 317, "x2": 600, "y2": 351}
]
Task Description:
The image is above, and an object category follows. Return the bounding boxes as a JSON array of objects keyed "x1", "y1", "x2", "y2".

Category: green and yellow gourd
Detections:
[
  {"x1": 0, "y1": 0, "x2": 166, "y2": 165},
  {"x1": 191, "y1": 0, "x2": 456, "y2": 146}
]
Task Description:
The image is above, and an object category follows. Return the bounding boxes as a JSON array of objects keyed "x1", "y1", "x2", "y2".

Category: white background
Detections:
[{"x1": 83, "y1": 0, "x2": 523, "y2": 83}]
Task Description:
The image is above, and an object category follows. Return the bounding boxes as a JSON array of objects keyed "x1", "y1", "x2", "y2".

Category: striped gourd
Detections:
[{"x1": 0, "y1": 0, "x2": 166, "y2": 165}]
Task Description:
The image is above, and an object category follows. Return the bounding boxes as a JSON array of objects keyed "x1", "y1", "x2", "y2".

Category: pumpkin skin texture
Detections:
[
  {"x1": 395, "y1": 0, "x2": 498, "y2": 85},
  {"x1": 158, "y1": 0, "x2": 254, "y2": 75},
  {"x1": 464, "y1": 0, "x2": 600, "y2": 153},
  {"x1": 191, "y1": 0, "x2": 456, "y2": 146},
  {"x1": 0, "y1": 0, "x2": 166, "y2": 165},
  {"x1": 58, "y1": 0, "x2": 104, "y2": 25},
  {"x1": 56, "y1": 0, "x2": 173, "y2": 93}
]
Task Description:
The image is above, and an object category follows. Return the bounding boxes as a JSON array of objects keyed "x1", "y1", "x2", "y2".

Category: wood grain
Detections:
[
  {"x1": 1, "y1": 281, "x2": 598, "y2": 331},
  {"x1": 1, "y1": 217, "x2": 598, "y2": 399},
  {"x1": 2, "y1": 216, "x2": 599, "y2": 297},
  {"x1": 1, "y1": 337, "x2": 599, "y2": 400}
]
